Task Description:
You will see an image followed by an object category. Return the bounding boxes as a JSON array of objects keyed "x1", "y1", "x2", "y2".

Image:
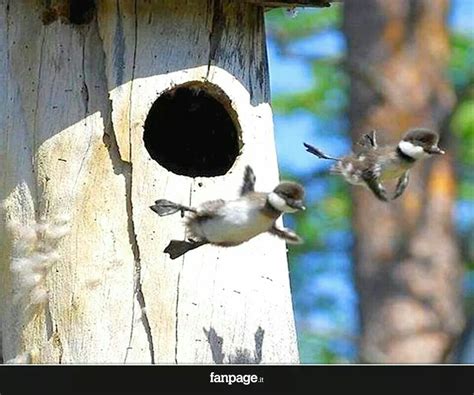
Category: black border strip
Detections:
[{"x1": 0, "y1": 365, "x2": 472, "y2": 394}]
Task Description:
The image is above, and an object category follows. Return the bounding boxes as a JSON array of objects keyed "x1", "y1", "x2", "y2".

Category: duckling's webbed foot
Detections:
[
  {"x1": 164, "y1": 239, "x2": 208, "y2": 260},
  {"x1": 269, "y1": 225, "x2": 303, "y2": 244},
  {"x1": 150, "y1": 199, "x2": 197, "y2": 217},
  {"x1": 392, "y1": 171, "x2": 410, "y2": 200}
]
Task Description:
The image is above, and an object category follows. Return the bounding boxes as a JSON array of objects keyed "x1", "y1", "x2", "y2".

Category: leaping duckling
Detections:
[
  {"x1": 303, "y1": 128, "x2": 445, "y2": 201},
  {"x1": 151, "y1": 166, "x2": 305, "y2": 260}
]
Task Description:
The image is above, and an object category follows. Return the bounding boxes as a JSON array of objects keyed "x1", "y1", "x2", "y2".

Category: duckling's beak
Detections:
[
  {"x1": 427, "y1": 146, "x2": 445, "y2": 155},
  {"x1": 290, "y1": 200, "x2": 306, "y2": 211}
]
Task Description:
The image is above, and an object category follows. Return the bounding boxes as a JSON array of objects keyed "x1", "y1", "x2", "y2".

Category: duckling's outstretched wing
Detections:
[
  {"x1": 269, "y1": 225, "x2": 303, "y2": 244},
  {"x1": 240, "y1": 165, "x2": 256, "y2": 196},
  {"x1": 357, "y1": 130, "x2": 378, "y2": 149}
]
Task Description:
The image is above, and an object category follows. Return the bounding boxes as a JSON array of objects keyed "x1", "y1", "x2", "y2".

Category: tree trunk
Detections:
[
  {"x1": 0, "y1": 0, "x2": 298, "y2": 364},
  {"x1": 343, "y1": 0, "x2": 464, "y2": 363}
]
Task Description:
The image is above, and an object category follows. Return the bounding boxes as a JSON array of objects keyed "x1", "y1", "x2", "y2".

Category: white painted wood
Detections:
[{"x1": 1, "y1": 0, "x2": 299, "y2": 364}]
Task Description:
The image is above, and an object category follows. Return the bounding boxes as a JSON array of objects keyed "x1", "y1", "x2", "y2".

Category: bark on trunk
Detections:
[
  {"x1": 343, "y1": 0, "x2": 464, "y2": 363},
  {"x1": 0, "y1": 0, "x2": 298, "y2": 364}
]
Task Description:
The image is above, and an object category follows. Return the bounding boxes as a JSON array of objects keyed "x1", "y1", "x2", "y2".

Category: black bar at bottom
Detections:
[{"x1": 0, "y1": 365, "x2": 472, "y2": 394}]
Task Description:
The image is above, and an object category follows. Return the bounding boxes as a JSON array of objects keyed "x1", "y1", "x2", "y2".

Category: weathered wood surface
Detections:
[{"x1": 0, "y1": 0, "x2": 299, "y2": 363}]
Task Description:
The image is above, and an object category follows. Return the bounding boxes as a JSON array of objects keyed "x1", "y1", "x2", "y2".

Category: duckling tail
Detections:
[
  {"x1": 150, "y1": 199, "x2": 196, "y2": 217},
  {"x1": 303, "y1": 142, "x2": 339, "y2": 161}
]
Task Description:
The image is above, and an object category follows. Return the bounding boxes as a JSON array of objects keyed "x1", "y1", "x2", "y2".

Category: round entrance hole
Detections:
[{"x1": 144, "y1": 84, "x2": 241, "y2": 177}]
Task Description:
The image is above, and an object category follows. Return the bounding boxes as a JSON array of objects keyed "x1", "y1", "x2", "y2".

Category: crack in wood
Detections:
[
  {"x1": 113, "y1": 0, "x2": 125, "y2": 87},
  {"x1": 207, "y1": 0, "x2": 225, "y2": 78},
  {"x1": 174, "y1": 265, "x2": 182, "y2": 364},
  {"x1": 94, "y1": 5, "x2": 146, "y2": 365},
  {"x1": 72, "y1": 33, "x2": 93, "y2": 192},
  {"x1": 173, "y1": 183, "x2": 195, "y2": 363},
  {"x1": 32, "y1": 31, "x2": 47, "y2": 213},
  {"x1": 123, "y1": 0, "x2": 155, "y2": 365},
  {"x1": 81, "y1": 33, "x2": 90, "y2": 108},
  {"x1": 124, "y1": 161, "x2": 156, "y2": 364},
  {"x1": 53, "y1": 325, "x2": 64, "y2": 364}
]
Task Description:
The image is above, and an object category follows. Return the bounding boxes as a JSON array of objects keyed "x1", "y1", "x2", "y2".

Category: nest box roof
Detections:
[{"x1": 244, "y1": 0, "x2": 335, "y2": 7}]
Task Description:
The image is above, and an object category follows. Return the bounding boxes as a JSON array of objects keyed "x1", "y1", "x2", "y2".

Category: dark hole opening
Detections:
[
  {"x1": 69, "y1": 0, "x2": 95, "y2": 25},
  {"x1": 144, "y1": 85, "x2": 240, "y2": 177}
]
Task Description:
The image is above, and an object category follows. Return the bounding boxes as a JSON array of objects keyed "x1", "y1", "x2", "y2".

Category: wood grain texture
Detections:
[{"x1": 0, "y1": 0, "x2": 299, "y2": 363}]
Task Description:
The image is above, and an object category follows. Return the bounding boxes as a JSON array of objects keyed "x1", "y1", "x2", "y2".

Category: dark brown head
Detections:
[
  {"x1": 268, "y1": 182, "x2": 305, "y2": 213},
  {"x1": 399, "y1": 128, "x2": 445, "y2": 159}
]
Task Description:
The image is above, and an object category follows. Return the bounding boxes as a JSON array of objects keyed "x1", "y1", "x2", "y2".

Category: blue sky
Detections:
[{"x1": 269, "y1": 0, "x2": 473, "y2": 176}]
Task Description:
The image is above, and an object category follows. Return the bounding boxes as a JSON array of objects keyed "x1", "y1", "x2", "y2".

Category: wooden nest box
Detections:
[{"x1": 0, "y1": 0, "x2": 332, "y2": 364}]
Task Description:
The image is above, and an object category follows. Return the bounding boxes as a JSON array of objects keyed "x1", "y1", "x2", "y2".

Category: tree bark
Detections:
[
  {"x1": 343, "y1": 0, "x2": 464, "y2": 363},
  {"x1": 0, "y1": 0, "x2": 298, "y2": 364}
]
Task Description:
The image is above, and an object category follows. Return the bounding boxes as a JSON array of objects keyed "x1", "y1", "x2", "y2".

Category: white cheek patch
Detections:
[
  {"x1": 268, "y1": 192, "x2": 297, "y2": 213},
  {"x1": 398, "y1": 141, "x2": 428, "y2": 160}
]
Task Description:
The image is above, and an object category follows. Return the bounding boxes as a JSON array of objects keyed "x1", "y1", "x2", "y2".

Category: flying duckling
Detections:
[
  {"x1": 150, "y1": 166, "x2": 305, "y2": 260},
  {"x1": 303, "y1": 128, "x2": 445, "y2": 201}
]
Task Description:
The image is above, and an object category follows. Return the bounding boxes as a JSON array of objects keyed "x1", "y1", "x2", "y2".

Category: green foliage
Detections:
[
  {"x1": 449, "y1": 32, "x2": 474, "y2": 90},
  {"x1": 449, "y1": 31, "x2": 474, "y2": 259},
  {"x1": 452, "y1": 98, "x2": 474, "y2": 200},
  {"x1": 298, "y1": 330, "x2": 342, "y2": 363},
  {"x1": 452, "y1": 99, "x2": 474, "y2": 161},
  {"x1": 266, "y1": 7, "x2": 341, "y2": 43},
  {"x1": 267, "y1": 5, "x2": 353, "y2": 363},
  {"x1": 450, "y1": 30, "x2": 474, "y2": 175},
  {"x1": 267, "y1": 5, "x2": 347, "y2": 120},
  {"x1": 273, "y1": 63, "x2": 348, "y2": 118}
]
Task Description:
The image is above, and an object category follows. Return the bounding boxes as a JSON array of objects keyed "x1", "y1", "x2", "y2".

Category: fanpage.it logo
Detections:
[{"x1": 209, "y1": 371, "x2": 264, "y2": 385}]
